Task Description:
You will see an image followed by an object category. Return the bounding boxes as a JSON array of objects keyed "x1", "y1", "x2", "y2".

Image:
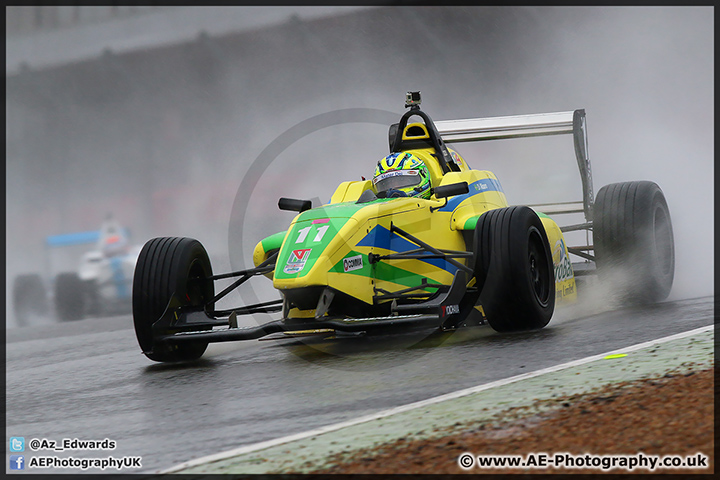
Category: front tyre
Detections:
[
  {"x1": 475, "y1": 206, "x2": 555, "y2": 332},
  {"x1": 594, "y1": 181, "x2": 675, "y2": 304},
  {"x1": 132, "y1": 237, "x2": 213, "y2": 362}
]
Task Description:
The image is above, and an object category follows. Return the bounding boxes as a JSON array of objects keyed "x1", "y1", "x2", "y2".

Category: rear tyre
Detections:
[
  {"x1": 84, "y1": 280, "x2": 102, "y2": 317},
  {"x1": 475, "y1": 206, "x2": 555, "y2": 332},
  {"x1": 55, "y1": 272, "x2": 86, "y2": 322},
  {"x1": 132, "y1": 237, "x2": 213, "y2": 362},
  {"x1": 13, "y1": 274, "x2": 49, "y2": 326},
  {"x1": 594, "y1": 181, "x2": 674, "y2": 304}
]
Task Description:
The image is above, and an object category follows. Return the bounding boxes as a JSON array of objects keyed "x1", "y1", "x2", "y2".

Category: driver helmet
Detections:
[
  {"x1": 373, "y1": 152, "x2": 432, "y2": 199},
  {"x1": 98, "y1": 215, "x2": 129, "y2": 257}
]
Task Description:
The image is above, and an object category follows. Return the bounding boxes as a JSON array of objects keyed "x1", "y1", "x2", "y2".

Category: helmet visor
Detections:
[{"x1": 373, "y1": 170, "x2": 421, "y2": 193}]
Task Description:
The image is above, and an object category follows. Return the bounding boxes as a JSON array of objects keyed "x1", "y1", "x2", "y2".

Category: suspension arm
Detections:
[{"x1": 389, "y1": 223, "x2": 473, "y2": 274}]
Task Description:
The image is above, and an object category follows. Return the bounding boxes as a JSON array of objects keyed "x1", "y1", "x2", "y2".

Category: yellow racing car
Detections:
[{"x1": 132, "y1": 92, "x2": 674, "y2": 362}]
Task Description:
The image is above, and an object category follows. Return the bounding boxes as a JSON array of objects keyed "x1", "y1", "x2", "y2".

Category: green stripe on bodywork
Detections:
[
  {"x1": 297, "y1": 201, "x2": 384, "y2": 220},
  {"x1": 463, "y1": 215, "x2": 481, "y2": 230},
  {"x1": 261, "y1": 231, "x2": 287, "y2": 253},
  {"x1": 330, "y1": 251, "x2": 372, "y2": 276},
  {"x1": 331, "y1": 251, "x2": 443, "y2": 292},
  {"x1": 374, "y1": 261, "x2": 443, "y2": 291},
  {"x1": 275, "y1": 215, "x2": 352, "y2": 280}
]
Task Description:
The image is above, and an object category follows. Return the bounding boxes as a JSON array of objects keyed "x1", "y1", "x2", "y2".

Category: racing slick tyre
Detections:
[
  {"x1": 13, "y1": 273, "x2": 49, "y2": 326},
  {"x1": 132, "y1": 237, "x2": 213, "y2": 362},
  {"x1": 594, "y1": 181, "x2": 674, "y2": 304},
  {"x1": 55, "y1": 272, "x2": 87, "y2": 322},
  {"x1": 475, "y1": 206, "x2": 555, "y2": 332},
  {"x1": 83, "y1": 280, "x2": 102, "y2": 317}
]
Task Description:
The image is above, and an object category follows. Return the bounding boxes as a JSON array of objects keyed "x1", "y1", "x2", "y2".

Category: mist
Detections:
[{"x1": 6, "y1": 7, "x2": 713, "y2": 326}]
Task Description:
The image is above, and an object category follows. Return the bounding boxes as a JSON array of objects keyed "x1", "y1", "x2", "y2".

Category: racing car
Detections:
[
  {"x1": 132, "y1": 92, "x2": 674, "y2": 362},
  {"x1": 12, "y1": 216, "x2": 140, "y2": 325}
]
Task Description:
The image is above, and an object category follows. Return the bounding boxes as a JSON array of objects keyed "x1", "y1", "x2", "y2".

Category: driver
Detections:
[
  {"x1": 373, "y1": 152, "x2": 432, "y2": 199},
  {"x1": 98, "y1": 213, "x2": 130, "y2": 257}
]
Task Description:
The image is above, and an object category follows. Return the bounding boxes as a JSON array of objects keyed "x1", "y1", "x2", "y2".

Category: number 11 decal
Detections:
[
  {"x1": 313, "y1": 225, "x2": 329, "y2": 242},
  {"x1": 295, "y1": 224, "x2": 330, "y2": 244}
]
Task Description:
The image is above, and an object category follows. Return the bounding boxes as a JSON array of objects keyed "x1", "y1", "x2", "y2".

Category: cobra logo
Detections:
[{"x1": 552, "y1": 239, "x2": 574, "y2": 282}]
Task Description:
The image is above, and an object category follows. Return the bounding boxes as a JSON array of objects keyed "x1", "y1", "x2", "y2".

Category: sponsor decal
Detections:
[
  {"x1": 437, "y1": 178, "x2": 504, "y2": 212},
  {"x1": 283, "y1": 248, "x2": 312, "y2": 274},
  {"x1": 343, "y1": 255, "x2": 363, "y2": 273},
  {"x1": 552, "y1": 239, "x2": 574, "y2": 282},
  {"x1": 372, "y1": 170, "x2": 418, "y2": 185},
  {"x1": 442, "y1": 304, "x2": 460, "y2": 317},
  {"x1": 450, "y1": 151, "x2": 462, "y2": 166},
  {"x1": 556, "y1": 287, "x2": 575, "y2": 298}
]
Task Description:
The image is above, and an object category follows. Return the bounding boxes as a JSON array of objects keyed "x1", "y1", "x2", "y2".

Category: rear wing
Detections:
[
  {"x1": 46, "y1": 230, "x2": 101, "y2": 248},
  {"x1": 435, "y1": 109, "x2": 593, "y2": 224},
  {"x1": 45, "y1": 227, "x2": 131, "y2": 248}
]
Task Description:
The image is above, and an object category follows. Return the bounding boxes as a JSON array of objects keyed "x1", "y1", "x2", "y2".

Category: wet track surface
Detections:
[{"x1": 5, "y1": 295, "x2": 714, "y2": 474}]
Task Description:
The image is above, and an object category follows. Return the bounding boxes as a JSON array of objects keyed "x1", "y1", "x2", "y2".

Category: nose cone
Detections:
[{"x1": 274, "y1": 206, "x2": 359, "y2": 289}]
